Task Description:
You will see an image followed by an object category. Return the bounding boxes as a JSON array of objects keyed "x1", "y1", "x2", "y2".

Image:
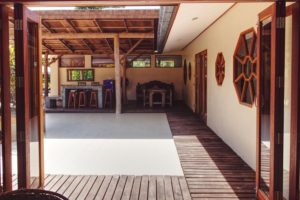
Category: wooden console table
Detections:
[{"x1": 149, "y1": 89, "x2": 167, "y2": 108}]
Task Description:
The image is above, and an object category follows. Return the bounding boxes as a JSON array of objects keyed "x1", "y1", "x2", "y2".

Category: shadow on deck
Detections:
[{"x1": 167, "y1": 108, "x2": 256, "y2": 199}]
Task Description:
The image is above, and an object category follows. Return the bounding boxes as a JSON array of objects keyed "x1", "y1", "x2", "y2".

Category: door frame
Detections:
[
  {"x1": 0, "y1": 4, "x2": 12, "y2": 192},
  {"x1": 256, "y1": 1, "x2": 286, "y2": 200},
  {"x1": 14, "y1": 3, "x2": 44, "y2": 189},
  {"x1": 288, "y1": 2, "x2": 300, "y2": 200},
  {"x1": 195, "y1": 50, "x2": 207, "y2": 123}
]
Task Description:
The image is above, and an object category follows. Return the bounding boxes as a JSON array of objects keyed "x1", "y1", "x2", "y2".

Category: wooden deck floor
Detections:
[
  {"x1": 166, "y1": 111, "x2": 256, "y2": 200},
  {"x1": 29, "y1": 175, "x2": 191, "y2": 200}
]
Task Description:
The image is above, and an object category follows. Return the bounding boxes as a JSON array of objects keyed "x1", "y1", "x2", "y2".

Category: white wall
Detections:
[{"x1": 182, "y1": 3, "x2": 273, "y2": 169}]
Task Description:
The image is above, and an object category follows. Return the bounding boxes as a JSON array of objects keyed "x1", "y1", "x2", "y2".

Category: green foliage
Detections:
[{"x1": 9, "y1": 45, "x2": 16, "y2": 106}]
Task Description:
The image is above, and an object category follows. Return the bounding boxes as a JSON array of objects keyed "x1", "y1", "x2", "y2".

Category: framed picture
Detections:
[
  {"x1": 92, "y1": 55, "x2": 114, "y2": 68},
  {"x1": 59, "y1": 55, "x2": 85, "y2": 68}
]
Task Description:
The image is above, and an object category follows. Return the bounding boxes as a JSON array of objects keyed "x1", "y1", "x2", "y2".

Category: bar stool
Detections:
[
  {"x1": 104, "y1": 88, "x2": 113, "y2": 109},
  {"x1": 89, "y1": 90, "x2": 98, "y2": 108},
  {"x1": 78, "y1": 91, "x2": 87, "y2": 108},
  {"x1": 68, "y1": 90, "x2": 77, "y2": 109}
]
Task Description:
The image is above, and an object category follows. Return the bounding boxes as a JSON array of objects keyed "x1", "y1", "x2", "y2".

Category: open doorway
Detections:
[{"x1": 195, "y1": 50, "x2": 207, "y2": 123}]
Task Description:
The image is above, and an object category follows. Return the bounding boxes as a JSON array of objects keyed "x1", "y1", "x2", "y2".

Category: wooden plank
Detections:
[
  {"x1": 42, "y1": 32, "x2": 154, "y2": 39},
  {"x1": 44, "y1": 175, "x2": 62, "y2": 190},
  {"x1": 85, "y1": 175, "x2": 105, "y2": 200},
  {"x1": 94, "y1": 175, "x2": 113, "y2": 199},
  {"x1": 50, "y1": 175, "x2": 70, "y2": 192},
  {"x1": 139, "y1": 176, "x2": 149, "y2": 200},
  {"x1": 57, "y1": 175, "x2": 76, "y2": 194},
  {"x1": 171, "y1": 176, "x2": 183, "y2": 200},
  {"x1": 113, "y1": 175, "x2": 127, "y2": 200},
  {"x1": 148, "y1": 176, "x2": 156, "y2": 200},
  {"x1": 121, "y1": 176, "x2": 134, "y2": 200},
  {"x1": 76, "y1": 175, "x2": 97, "y2": 200},
  {"x1": 164, "y1": 176, "x2": 174, "y2": 200},
  {"x1": 62, "y1": 176, "x2": 84, "y2": 197},
  {"x1": 156, "y1": 176, "x2": 165, "y2": 200},
  {"x1": 129, "y1": 176, "x2": 141, "y2": 200},
  {"x1": 104, "y1": 175, "x2": 120, "y2": 200},
  {"x1": 69, "y1": 175, "x2": 90, "y2": 200}
]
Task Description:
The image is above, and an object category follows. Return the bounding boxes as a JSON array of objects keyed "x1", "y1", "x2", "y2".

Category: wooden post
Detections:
[
  {"x1": 121, "y1": 59, "x2": 127, "y2": 105},
  {"x1": 38, "y1": 17, "x2": 45, "y2": 188},
  {"x1": 114, "y1": 35, "x2": 122, "y2": 114},
  {"x1": 44, "y1": 52, "x2": 49, "y2": 97},
  {"x1": 0, "y1": 4, "x2": 12, "y2": 192}
]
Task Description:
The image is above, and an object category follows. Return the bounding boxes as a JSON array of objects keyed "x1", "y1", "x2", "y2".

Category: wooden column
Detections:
[
  {"x1": 44, "y1": 53, "x2": 49, "y2": 97},
  {"x1": 14, "y1": 3, "x2": 30, "y2": 188},
  {"x1": 114, "y1": 35, "x2": 122, "y2": 114},
  {"x1": 0, "y1": 4, "x2": 12, "y2": 192},
  {"x1": 121, "y1": 59, "x2": 127, "y2": 105}
]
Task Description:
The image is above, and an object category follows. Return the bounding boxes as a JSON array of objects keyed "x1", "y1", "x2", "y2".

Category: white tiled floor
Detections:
[{"x1": 44, "y1": 113, "x2": 183, "y2": 175}]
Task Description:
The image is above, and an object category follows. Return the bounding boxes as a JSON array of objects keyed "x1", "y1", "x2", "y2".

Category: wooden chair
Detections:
[
  {"x1": 0, "y1": 189, "x2": 68, "y2": 200},
  {"x1": 104, "y1": 88, "x2": 113, "y2": 109},
  {"x1": 68, "y1": 90, "x2": 77, "y2": 109},
  {"x1": 89, "y1": 90, "x2": 98, "y2": 108},
  {"x1": 78, "y1": 91, "x2": 87, "y2": 108}
]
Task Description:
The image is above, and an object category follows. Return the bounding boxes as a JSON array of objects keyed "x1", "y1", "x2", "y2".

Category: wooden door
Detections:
[
  {"x1": 256, "y1": 2, "x2": 287, "y2": 200},
  {"x1": 14, "y1": 3, "x2": 44, "y2": 189},
  {"x1": 195, "y1": 50, "x2": 207, "y2": 123},
  {"x1": 0, "y1": 5, "x2": 12, "y2": 192}
]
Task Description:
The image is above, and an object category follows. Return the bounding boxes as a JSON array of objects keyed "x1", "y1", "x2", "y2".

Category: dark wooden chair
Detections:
[{"x1": 0, "y1": 189, "x2": 68, "y2": 200}]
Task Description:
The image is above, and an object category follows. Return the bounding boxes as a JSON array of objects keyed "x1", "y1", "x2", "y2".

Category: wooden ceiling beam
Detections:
[
  {"x1": 42, "y1": 43, "x2": 55, "y2": 54},
  {"x1": 42, "y1": 20, "x2": 74, "y2": 53},
  {"x1": 64, "y1": 19, "x2": 95, "y2": 53},
  {"x1": 121, "y1": 38, "x2": 143, "y2": 60},
  {"x1": 94, "y1": 19, "x2": 114, "y2": 53},
  {"x1": 42, "y1": 32, "x2": 154, "y2": 39}
]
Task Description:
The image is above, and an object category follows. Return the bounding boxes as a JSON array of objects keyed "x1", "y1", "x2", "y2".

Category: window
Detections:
[
  {"x1": 92, "y1": 55, "x2": 114, "y2": 68},
  {"x1": 67, "y1": 69, "x2": 94, "y2": 81},
  {"x1": 59, "y1": 55, "x2": 85, "y2": 68},
  {"x1": 155, "y1": 55, "x2": 182, "y2": 68},
  {"x1": 233, "y1": 28, "x2": 257, "y2": 106},
  {"x1": 126, "y1": 55, "x2": 151, "y2": 68}
]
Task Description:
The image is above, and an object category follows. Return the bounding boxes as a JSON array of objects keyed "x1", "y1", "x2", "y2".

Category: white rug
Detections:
[{"x1": 44, "y1": 113, "x2": 183, "y2": 175}]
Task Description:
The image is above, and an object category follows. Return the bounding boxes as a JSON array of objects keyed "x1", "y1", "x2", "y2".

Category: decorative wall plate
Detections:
[{"x1": 215, "y1": 52, "x2": 225, "y2": 86}]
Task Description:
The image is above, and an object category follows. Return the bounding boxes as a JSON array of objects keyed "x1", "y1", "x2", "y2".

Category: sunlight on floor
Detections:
[{"x1": 44, "y1": 113, "x2": 183, "y2": 175}]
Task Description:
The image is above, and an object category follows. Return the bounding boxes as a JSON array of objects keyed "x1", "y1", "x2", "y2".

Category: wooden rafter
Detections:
[
  {"x1": 94, "y1": 19, "x2": 114, "y2": 53},
  {"x1": 123, "y1": 19, "x2": 133, "y2": 48},
  {"x1": 65, "y1": 19, "x2": 95, "y2": 53},
  {"x1": 42, "y1": 20, "x2": 74, "y2": 53},
  {"x1": 121, "y1": 38, "x2": 143, "y2": 60},
  {"x1": 42, "y1": 32, "x2": 154, "y2": 39}
]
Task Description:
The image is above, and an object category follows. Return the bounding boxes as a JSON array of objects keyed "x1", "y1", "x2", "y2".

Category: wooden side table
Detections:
[{"x1": 149, "y1": 89, "x2": 167, "y2": 108}]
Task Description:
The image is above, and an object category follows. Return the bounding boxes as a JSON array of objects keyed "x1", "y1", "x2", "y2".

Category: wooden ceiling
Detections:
[
  {"x1": 38, "y1": 10, "x2": 159, "y2": 55},
  {"x1": 8, "y1": 9, "x2": 159, "y2": 55}
]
